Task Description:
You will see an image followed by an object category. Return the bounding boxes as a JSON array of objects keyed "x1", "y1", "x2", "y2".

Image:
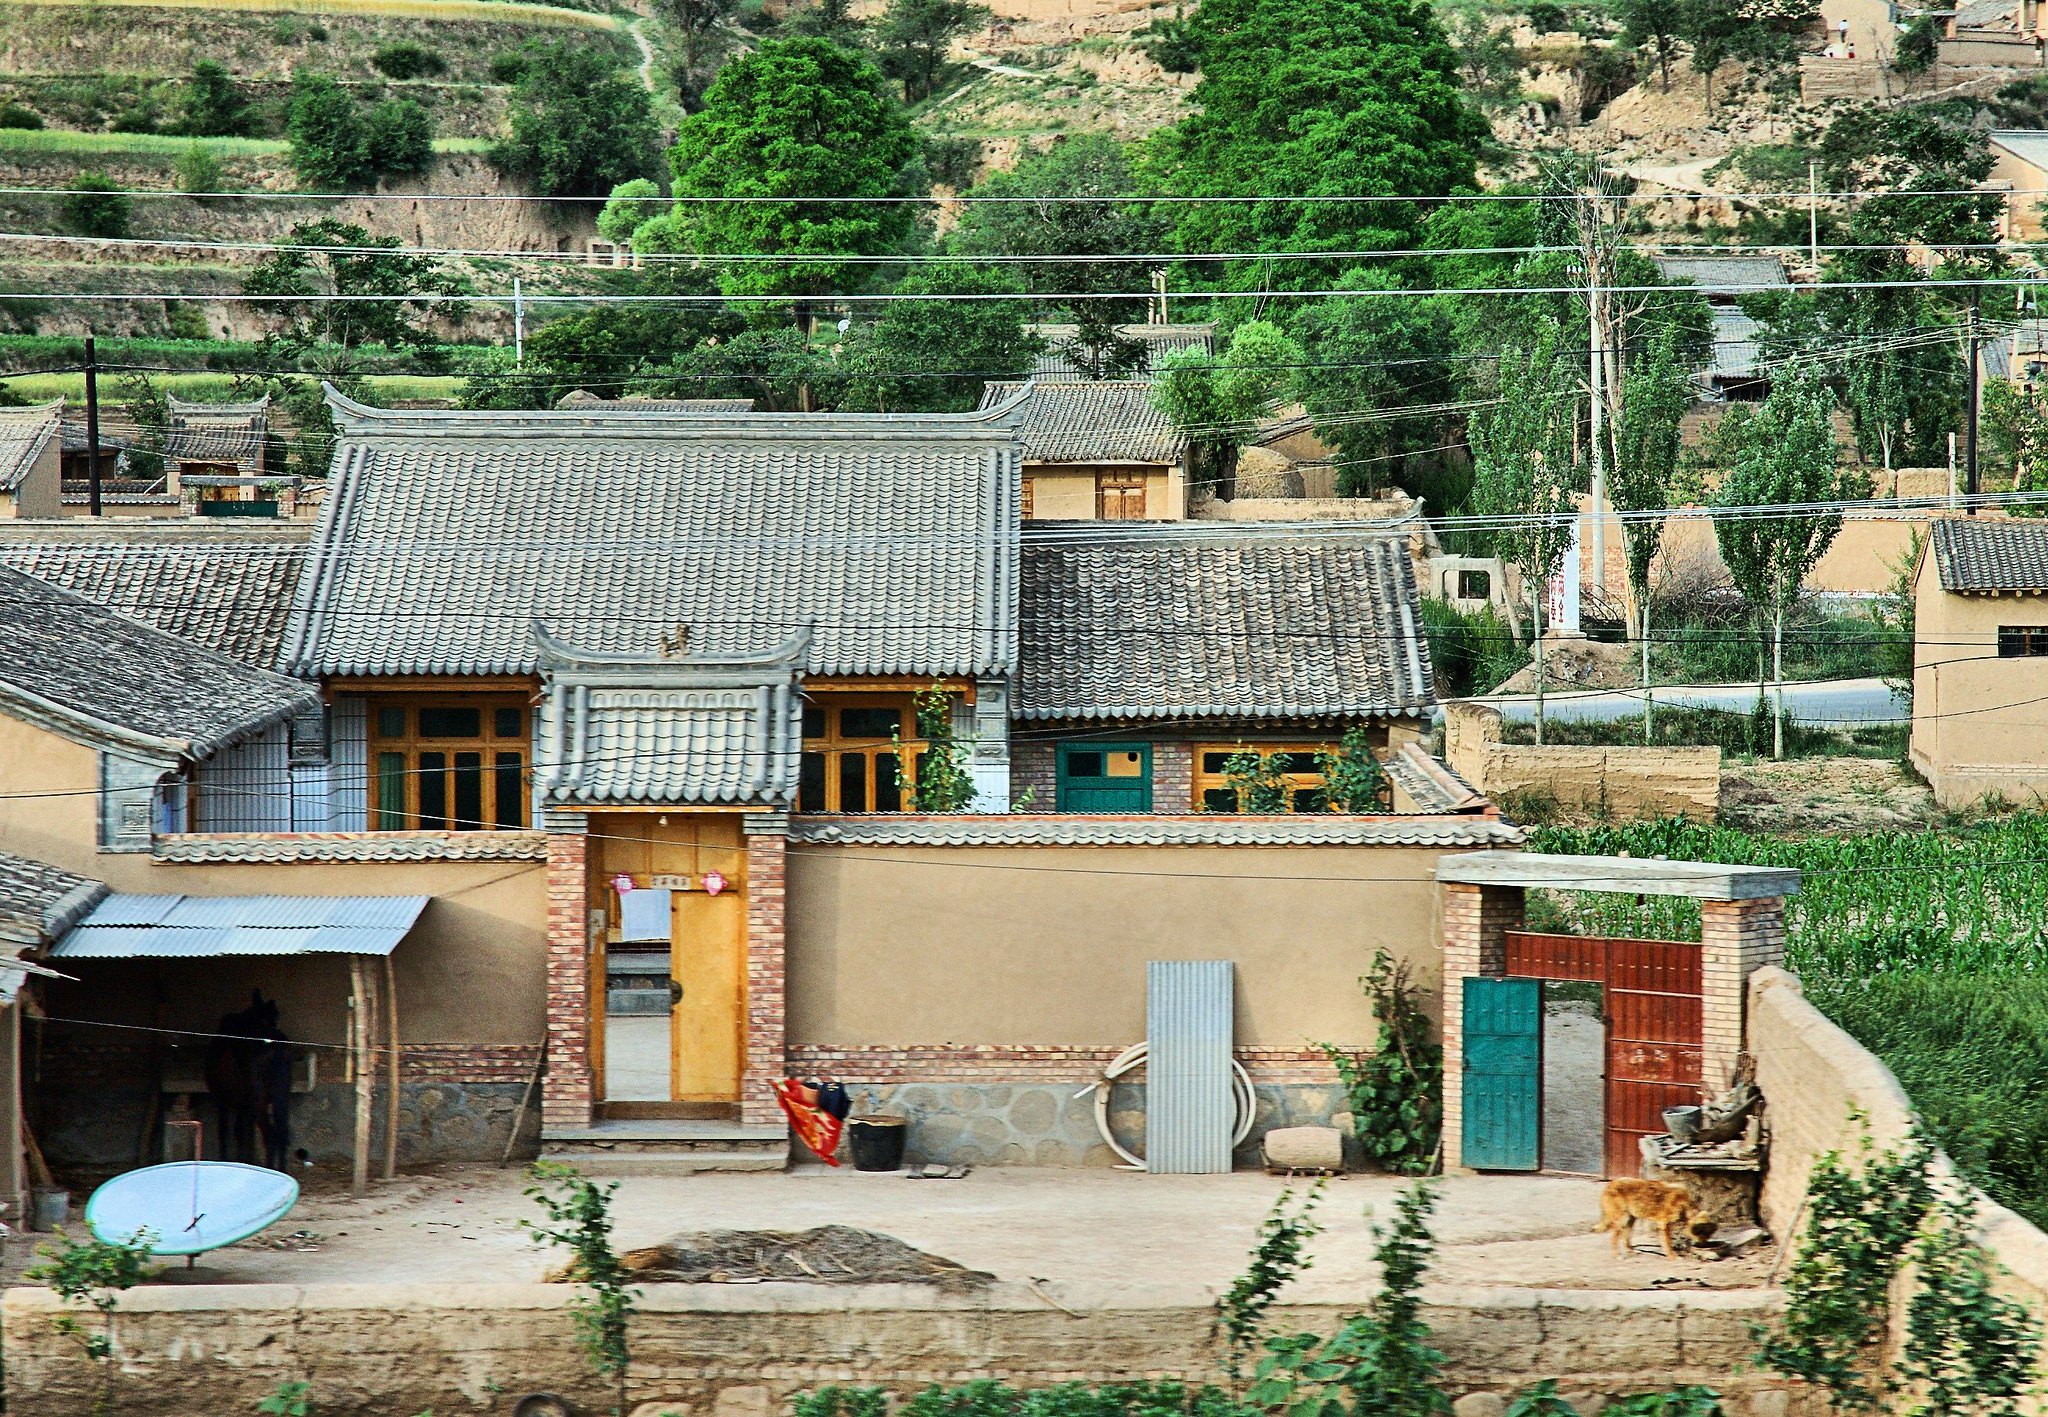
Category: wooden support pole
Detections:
[
  {"x1": 382, "y1": 954, "x2": 399, "y2": 1182},
  {"x1": 350, "y1": 958, "x2": 371, "y2": 1198}
]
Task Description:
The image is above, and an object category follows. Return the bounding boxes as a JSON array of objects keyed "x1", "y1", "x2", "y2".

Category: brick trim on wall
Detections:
[
  {"x1": 742, "y1": 832, "x2": 788, "y2": 1128},
  {"x1": 542, "y1": 829, "x2": 593, "y2": 1131},
  {"x1": 398, "y1": 1043, "x2": 545, "y2": 1085},
  {"x1": 786, "y1": 1044, "x2": 1343, "y2": 1086}
]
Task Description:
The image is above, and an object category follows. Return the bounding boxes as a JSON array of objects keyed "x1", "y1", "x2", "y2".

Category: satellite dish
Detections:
[{"x1": 86, "y1": 1162, "x2": 300, "y2": 1258}]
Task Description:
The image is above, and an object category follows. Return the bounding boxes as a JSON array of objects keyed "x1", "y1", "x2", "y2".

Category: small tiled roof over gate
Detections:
[{"x1": 980, "y1": 380, "x2": 1184, "y2": 464}]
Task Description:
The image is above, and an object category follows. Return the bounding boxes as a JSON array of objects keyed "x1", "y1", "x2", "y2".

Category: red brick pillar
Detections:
[
  {"x1": 741, "y1": 823, "x2": 788, "y2": 1129},
  {"x1": 1700, "y1": 895, "x2": 1787, "y2": 1093},
  {"x1": 542, "y1": 821, "x2": 594, "y2": 1133},
  {"x1": 1440, "y1": 880, "x2": 1524, "y2": 1172}
]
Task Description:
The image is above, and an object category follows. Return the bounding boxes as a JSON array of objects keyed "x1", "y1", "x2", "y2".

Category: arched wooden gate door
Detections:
[{"x1": 1504, "y1": 930, "x2": 1704, "y2": 1177}]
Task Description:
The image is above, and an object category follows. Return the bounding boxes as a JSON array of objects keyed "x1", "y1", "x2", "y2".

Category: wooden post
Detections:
[
  {"x1": 350, "y1": 958, "x2": 371, "y2": 1198},
  {"x1": 382, "y1": 954, "x2": 399, "y2": 1181}
]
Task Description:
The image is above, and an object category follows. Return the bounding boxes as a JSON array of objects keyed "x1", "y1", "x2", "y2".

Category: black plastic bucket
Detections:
[{"x1": 848, "y1": 1114, "x2": 909, "y2": 1172}]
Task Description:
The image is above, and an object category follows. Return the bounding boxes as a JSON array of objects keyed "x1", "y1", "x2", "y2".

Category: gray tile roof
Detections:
[
  {"x1": 1017, "y1": 524, "x2": 1435, "y2": 722},
  {"x1": 0, "y1": 850, "x2": 105, "y2": 948},
  {"x1": 1028, "y1": 324, "x2": 1215, "y2": 379},
  {"x1": 1928, "y1": 517, "x2": 2048, "y2": 591},
  {"x1": 556, "y1": 391, "x2": 756, "y2": 413},
  {"x1": 0, "y1": 564, "x2": 319, "y2": 760},
  {"x1": 1959, "y1": 0, "x2": 2019, "y2": 28},
  {"x1": 165, "y1": 394, "x2": 269, "y2": 471},
  {"x1": 0, "y1": 401, "x2": 60, "y2": 493},
  {"x1": 1651, "y1": 255, "x2": 1791, "y2": 297},
  {"x1": 60, "y1": 420, "x2": 134, "y2": 454},
  {"x1": 1991, "y1": 130, "x2": 2048, "y2": 172},
  {"x1": 1382, "y1": 745, "x2": 1486, "y2": 813},
  {"x1": 533, "y1": 625, "x2": 805, "y2": 808},
  {"x1": 285, "y1": 386, "x2": 1029, "y2": 680},
  {"x1": 980, "y1": 381, "x2": 1185, "y2": 464},
  {"x1": 154, "y1": 832, "x2": 546, "y2": 863},
  {"x1": 0, "y1": 523, "x2": 309, "y2": 668},
  {"x1": 790, "y1": 815, "x2": 1524, "y2": 847}
]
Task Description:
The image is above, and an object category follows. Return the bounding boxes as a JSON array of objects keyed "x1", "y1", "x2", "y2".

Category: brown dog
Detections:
[{"x1": 1594, "y1": 1179, "x2": 1710, "y2": 1259}]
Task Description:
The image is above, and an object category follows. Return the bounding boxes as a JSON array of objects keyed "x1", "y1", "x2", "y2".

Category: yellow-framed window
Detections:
[
  {"x1": 1193, "y1": 743, "x2": 1334, "y2": 814},
  {"x1": 797, "y1": 695, "x2": 926, "y2": 813},
  {"x1": 368, "y1": 696, "x2": 530, "y2": 830}
]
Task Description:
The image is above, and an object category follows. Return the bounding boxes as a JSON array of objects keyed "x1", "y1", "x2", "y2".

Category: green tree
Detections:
[
  {"x1": 174, "y1": 143, "x2": 225, "y2": 197},
  {"x1": 371, "y1": 41, "x2": 447, "y2": 79},
  {"x1": 1607, "y1": 333, "x2": 1690, "y2": 743},
  {"x1": 176, "y1": 59, "x2": 250, "y2": 137},
  {"x1": 596, "y1": 177, "x2": 665, "y2": 247},
  {"x1": 244, "y1": 218, "x2": 463, "y2": 371},
  {"x1": 779, "y1": 0, "x2": 866, "y2": 45},
  {"x1": 872, "y1": 0, "x2": 990, "y2": 102},
  {"x1": 1151, "y1": 0, "x2": 1486, "y2": 284},
  {"x1": 1467, "y1": 324, "x2": 1584, "y2": 743},
  {"x1": 1445, "y1": 13, "x2": 1521, "y2": 107},
  {"x1": 647, "y1": 38, "x2": 919, "y2": 322},
  {"x1": 648, "y1": 324, "x2": 845, "y2": 411},
  {"x1": 1714, "y1": 366, "x2": 1865, "y2": 759},
  {"x1": 1615, "y1": 0, "x2": 1677, "y2": 90},
  {"x1": 842, "y1": 267, "x2": 1039, "y2": 412},
  {"x1": 653, "y1": 0, "x2": 740, "y2": 106},
  {"x1": 362, "y1": 97, "x2": 433, "y2": 177},
  {"x1": 1151, "y1": 319, "x2": 1300, "y2": 499},
  {"x1": 286, "y1": 74, "x2": 371, "y2": 189},
  {"x1": 946, "y1": 134, "x2": 1166, "y2": 378},
  {"x1": 491, "y1": 40, "x2": 660, "y2": 199},
  {"x1": 62, "y1": 172, "x2": 132, "y2": 239}
]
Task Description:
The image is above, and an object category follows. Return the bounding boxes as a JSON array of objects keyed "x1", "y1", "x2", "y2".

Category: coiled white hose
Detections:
[{"x1": 1074, "y1": 1042, "x2": 1258, "y2": 1170}]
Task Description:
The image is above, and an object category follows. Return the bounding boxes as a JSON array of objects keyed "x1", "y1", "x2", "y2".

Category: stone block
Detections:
[{"x1": 1452, "y1": 1393, "x2": 1506, "y2": 1417}]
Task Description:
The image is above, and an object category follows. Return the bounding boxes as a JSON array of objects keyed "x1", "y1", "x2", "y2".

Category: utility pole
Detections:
[
  {"x1": 1808, "y1": 160, "x2": 1819, "y2": 270},
  {"x1": 1586, "y1": 193, "x2": 1606, "y2": 595},
  {"x1": 1967, "y1": 296, "x2": 1981, "y2": 514},
  {"x1": 84, "y1": 334, "x2": 102, "y2": 518},
  {"x1": 513, "y1": 277, "x2": 525, "y2": 367}
]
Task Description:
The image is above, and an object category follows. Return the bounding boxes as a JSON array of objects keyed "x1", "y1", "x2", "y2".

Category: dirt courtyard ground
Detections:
[{"x1": 2, "y1": 1164, "x2": 1771, "y2": 1299}]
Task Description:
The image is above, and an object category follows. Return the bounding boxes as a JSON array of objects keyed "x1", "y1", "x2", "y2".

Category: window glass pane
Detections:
[
  {"x1": 840, "y1": 707, "x2": 902, "y2": 740},
  {"x1": 376, "y1": 706, "x2": 406, "y2": 738},
  {"x1": 1202, "y1": 787, "x2": 1239, "y2": 813},
  {"x1": 374, "y1": 752, "x2": 407, "y2": 831},
  {"x1": 1281, "y1": 752, "x2": 1322, "y2": 775},
  {"x1": 494, "y1": 752, "x2": 525, "y2": 829},
  {"x1": 453, "y1": 751, "x2": 484, "y2": 830},
  {"x1": 418, "y1": 751, "x2": 449, "y2": 830},
  {"x1": 838, "y1": 753, "x2": 868, "y2": 812},
  {"x1": 799, "y1": 752, "x2": 826, "y2": 812},
  {"x1": 802, "y1": 705, "x2": 825, "y2": 739},
  {"x1": 2001, "y1": 627, "x2": 2021, "y2": 658},
  {"x1": 494, "y1": 707, "x2": 524, "y2": 738},
  {"x1": 875, "y1": 753, "x2": 902, "y2": 813},
  {"x1": 1065, "y1": 750, "x2": 1106, "y2": 778},
  {"x1": 419, "y1": 706, "x2": 482, "y2": 738},
  {"x1": 1201, "y1": 752, "x2": 1233, "y2": 774},
  {"x1": 1292, "y1": 788, "x2": 1323, "y2": 813}
]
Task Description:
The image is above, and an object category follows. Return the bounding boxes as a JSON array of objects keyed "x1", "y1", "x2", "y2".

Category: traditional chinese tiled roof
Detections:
[
  {"x1": 1027, "y1": 323, "x2": 1215, "y2": 379},
  {"x1": 0, "y1": 850, "x2": 105, "y2": 947},
  {"x1": 1017, "y1": 523, "x2": 1435, "y2": 722},
  {"x1": 555, "y1": 391, "x2": 756, "y2": 413},
  {"x1": 979, "y1": 380, "x2": 1184, "y2": 465},
  {"x1": 165, "y1": 394, "x2": 269, "y2": 472},
  {"x1": 0, "y1": 401, "x2": 60, "y2": 493},
  {"x1": 284, "y1": 386, "x2": 1029, "y2": 680},
  {"x1": 1650, "y1": 254, "x2": 1791, "y2": 296},
  {"x1": 0, "y1": 564, "x2": 318, "y2": 760},
  {"x1": 790, "y1": 815, "x2": 1524, "y2": 847},
  {"x1": 1928, "y1": 517, "x2": 2048, "y2": 592}
]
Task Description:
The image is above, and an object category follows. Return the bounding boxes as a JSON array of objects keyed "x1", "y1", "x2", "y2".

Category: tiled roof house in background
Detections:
[
  {"x1": 555, "y1": 391, "x2": 757, "y2": 413},
  {"x1": 981, "y1": 380, "x2": 1188, "y2": 521},
  {"x1": 165, "y1": 394, "x2": 269, "y2": 475},
  {"x1": 1028, "y1": 322, "x2": 1214, "y2": 379},
  {"x1": 0, "y1": 401, "x2": 63, "y2": 520}
]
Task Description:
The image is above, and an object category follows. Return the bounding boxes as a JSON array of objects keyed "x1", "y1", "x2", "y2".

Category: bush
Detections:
[
  {"x1": 287, "y1": 75, "x2": 433, "y2": 188},
  {"x1": 1498, "y1": 702, "x2": 1842, "y2": 759},
  {"x1": 362, "y1": 98, "x2": 433, "y2": 176},
  {"x1": 488, "y1": 50, "x2": 531, "y2": 84},
  {"x1": 0, "y1": 102, "x2": 43, "y2": 130},
  {"x1": 923, "y1": 134, "x2": 979, "y2": 189},
  {"x1": 489, "y1": 41, "x2": 657, "y2": 199},
  {"x1": 177, "y1": 60, "x2": 251, "y2": 138},
  {"x1": 62, "y1": 171, "x2": 132, "y2": 239},
  {"x1": 174, "y1": 142, "x2": 224, "y2": 195},
  {"x1": 372, "y1": 42, "x2": 447, "y2": 80},
  {"x1": 1419, "y1": 597, "x2": 1525, "y2": 698}
]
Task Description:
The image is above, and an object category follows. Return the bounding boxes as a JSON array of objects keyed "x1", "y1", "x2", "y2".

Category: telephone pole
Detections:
[
  {"x1": 84, "y1": 334, "x2": 102, "y2": 518},
  {"x1": 1966, "y1": 297, "x2": 1981, "y2": 514}
]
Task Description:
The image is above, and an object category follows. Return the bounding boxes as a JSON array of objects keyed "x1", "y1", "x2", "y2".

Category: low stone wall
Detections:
[
  {"x1": 1443, "y1": 701, "x2": 1719, "y2": 822},
  {"x1": 1, "y1": 1280, "x2": 1820, "y2": 1417}
]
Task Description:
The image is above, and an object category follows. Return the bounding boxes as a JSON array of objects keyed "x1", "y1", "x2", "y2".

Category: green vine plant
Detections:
[
  {"x1": 525, "y1": 1161, "x2": 638, "y2": 1415},
  {"x1": 256, "y1": 1380, "x2": 315, "y2": 1417},
  {"x1": 1218, "y1": 1184, "x2": 1325, "y2": 1379},
  {"x1": 1316, "y1": 951, "x2": 1442, "y2": 1174},
  {"x1": 1221, "y1": 749, "x2": 1293, "y2": 814},
  {"x1": 1313, "y1": 729, "x2": 1386, "y2": 813},
  {"x1": 1754, "y1": 1115, "x2": 2041, "y2": 1417},
  {"x1": 897, "y1": 684, "x2": 978, "y2": 812},
  {"x1": 26, "y1": 1228, "x2": 158, "y2": 1417},
  {"x1": 1505, "y1": 1382, "x2": 1724, "y2": 1417}
]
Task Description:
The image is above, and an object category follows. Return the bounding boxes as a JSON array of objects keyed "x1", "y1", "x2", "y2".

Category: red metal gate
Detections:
[{"x1": 1503, "y1": 931, "x2": 1703, "y2": 1177}]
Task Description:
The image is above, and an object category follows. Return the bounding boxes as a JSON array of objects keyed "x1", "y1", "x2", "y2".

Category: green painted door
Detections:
[
  {"x1": 1462, "y1": 975, "x2": 1541, "y2": 1171},
  {"x1": 1056, "y1": 743, "x2": 1152, "y2": 812}
]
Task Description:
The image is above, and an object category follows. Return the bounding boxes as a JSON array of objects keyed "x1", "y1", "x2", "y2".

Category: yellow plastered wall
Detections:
[
  {"x1": 1023, "y1": 464, "x2": 1185, "y2": 520},
  {"x1": 1911, "y1": 554, "x2": 2048, "y2": 807}
]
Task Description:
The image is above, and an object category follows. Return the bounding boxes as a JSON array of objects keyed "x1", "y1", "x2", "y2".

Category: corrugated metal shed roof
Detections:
[
  {"x1": 53, "y1": 893, "x2": 430, "y2": 958},
  {"x1": 980, "y1": 381, "x2": 1185, "y2": 465},
  {"x1": 0, "y1": 401, "x2": 60, "y2": 493},
  {"x1": 284, "y1": 386, "x2": 1028, "y2": 680}
]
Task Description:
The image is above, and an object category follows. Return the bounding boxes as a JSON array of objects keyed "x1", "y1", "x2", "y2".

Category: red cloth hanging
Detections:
[{"x1": 774, "y1": 1078, "x2": 844, "y2": 1165}]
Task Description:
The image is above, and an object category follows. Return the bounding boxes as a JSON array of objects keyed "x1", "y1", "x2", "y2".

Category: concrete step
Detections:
[
  {"x1": 541, "y1": 1144, "x2": 790, "y2": 1175},
  {"x1": 540, "y1": 1119, "x2": 791, "y2": 1173}
]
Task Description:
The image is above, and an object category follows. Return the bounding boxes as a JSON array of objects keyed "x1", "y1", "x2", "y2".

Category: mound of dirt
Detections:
[
  {"x1": 555, "y1": 1225, "x2": 995, "y2": 1291},
  {"x1": 1491, "y1": 636, "x2": 1640, "y2": 694}
]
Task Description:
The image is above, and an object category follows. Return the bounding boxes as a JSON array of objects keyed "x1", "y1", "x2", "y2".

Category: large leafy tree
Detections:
[
  {"x1": 872, "y1": 0, "x2": 989, "y2": 103},
  {"x1": 652, "y1": 0, "x2": 740, "y2": 107},
  {"x1": 1152, "y1": 320, "x2": 1302, "y2": 499},
  {"x1": 1150, "y1": 0, "x2": 1487, "y2": 285},
  {"x1": 644, "y1": 38, "x2": 920, "y2": 320},
  {"x1": 244, "y1": 219, "x2": 464, "y2": 370},
  {"x1": 842, "y1": 267, "x2": 1040, "y2": 412},
  {"x1": 490, "y1": 40, "x2": 660, "y2": 199},
  {"x1": 947, "y1": 134, "x2": 1167, "y2": 378},
  {"x1": 1605, "y1": 332, "x2": 1691, "y2": 742},
  {"x1": 1714, "y1": 367, "x2": 1868, "y2": 759}
]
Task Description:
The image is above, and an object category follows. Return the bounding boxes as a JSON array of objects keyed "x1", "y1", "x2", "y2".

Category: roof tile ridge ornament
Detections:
[
  {"x1": 531, "y1": 619, "x2": 814, "y2": 673},
  {"x1": 0, "y1": 398, "x2": 65, "y2": 421},
  {"x1": 321, "y1": 382, "x2": 1035, "y2": 442},
  {"x1": 166, "y1": 392, "x2": 271, "y2": 416}
]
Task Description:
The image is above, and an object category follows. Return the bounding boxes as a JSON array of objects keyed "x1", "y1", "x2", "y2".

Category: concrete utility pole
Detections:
[
  {"x1": 513, "y1": 277, "x2": 525, "y2": 367},
  {"x1": 1586, "y1": 191, "x2": 1606, "y2": 595},
  {"x1": 1966, "y1": 296, "x2": 1981, "y2": 514},
  {"x1": 1808, "y1": 161, "x2": 1819, "y2": 269},
  {"x1": 84, "y1": 334, "x2": 102, "y2": 518}
]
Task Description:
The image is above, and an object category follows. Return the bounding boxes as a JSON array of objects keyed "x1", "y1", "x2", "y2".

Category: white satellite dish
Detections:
[{"x1": 86, "y1": 1162, "x2": 300, "y2": 1258}]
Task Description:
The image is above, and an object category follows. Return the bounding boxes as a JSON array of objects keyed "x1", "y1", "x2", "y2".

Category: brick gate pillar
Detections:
[
  {"x1": 741, "y1": 815, "x2": 789, "y2": 1129},
  {"x1": 1440, "y1": 881, "x2": 1525, "y2": 1172},
  {"x1": 1700, "y1": 895, "x2": 1787, "y2": 1092},
  {"x1": 541, "y1": 814, "x2": 594, "y2": 1132}
]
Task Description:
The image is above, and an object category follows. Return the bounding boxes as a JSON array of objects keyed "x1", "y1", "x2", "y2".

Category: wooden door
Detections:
[
  {"x1": 1461, "y1": 976, "x2": 1542, "y2": 1171},
  {"x1": 1603, "y1": 938, "x2": 1703, "y2": 1177},
  {"x1": 670, "y1": 879, "x2": 745, "y2": 1102}
]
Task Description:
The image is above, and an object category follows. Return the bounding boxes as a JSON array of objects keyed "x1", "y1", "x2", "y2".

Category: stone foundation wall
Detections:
[{"x1": 1, "y1": 1281, "x2": 1822, "y2": 1417}]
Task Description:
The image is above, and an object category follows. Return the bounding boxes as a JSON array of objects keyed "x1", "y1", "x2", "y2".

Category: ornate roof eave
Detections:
[{"x1": 532, "y1": 621, "x2": 813, "y2": 686}]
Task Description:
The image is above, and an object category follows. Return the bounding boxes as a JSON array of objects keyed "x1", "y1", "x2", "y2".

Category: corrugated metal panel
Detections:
[
  {"x1": 193, "y1": 724, "x2": 293, "y2": 832},
  {"x1": 329, "y1": 696, "x2": 368, "y2": 833},
  {"x1": 1145, "y1": 960, "x2": 1234, "y2": 1174},
  {"x1": 53, "y1": 893, "x2": 430, "y2": 959}
]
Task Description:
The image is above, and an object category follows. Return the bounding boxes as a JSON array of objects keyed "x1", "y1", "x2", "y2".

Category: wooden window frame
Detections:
[
  {"x1": 797, "y1": 693, "x2": 927, "y2": 814},
  {"x1": 1095, "y1": 471, "x2": 1148, "y2": 520},
  {"x1": 1193, "y1": 742, "x2": 1337, "y2": 814},
  {"x1": 1998, "y1": 625, "x2": 2048, "y2": 658},
  {"x1": 1021, "y1": 475, "x2": 1036, "y2": 520},
  {"x1": 368, "y1": 694, "x2": 531, "y2": 831}
]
